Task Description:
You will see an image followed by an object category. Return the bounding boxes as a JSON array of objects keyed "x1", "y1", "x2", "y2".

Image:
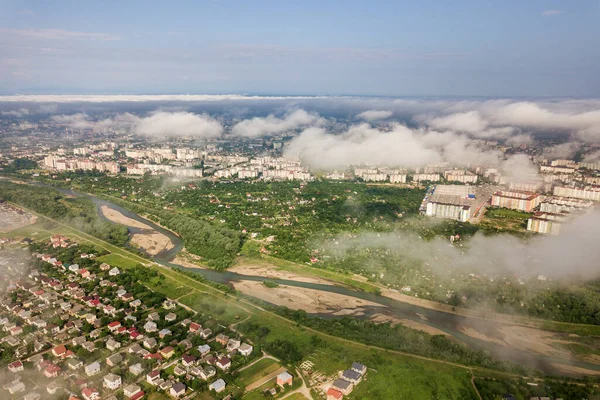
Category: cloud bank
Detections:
[
  {"x1": 283, "y1": 122, "x2": 526, "y2": 171},
  {"x1": 356, "y1": 110, "x2": 393, "y2": 121},
  {"x1": 51, "y1": 111, "x2": 223, "y2": 138},
  {"x1": 324, "y1": 209, "x2": 600, "y2": 280},
  {"x1": 231, "y1": 109, "x2": 325, "y2": 137}
]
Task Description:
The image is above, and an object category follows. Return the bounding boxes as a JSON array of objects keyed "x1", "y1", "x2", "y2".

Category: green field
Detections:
[
  {"x1": 96, "y1": 253, "x2": 141, "y2": 268},
  {"x1": 237, "y1": 358, "x2": 282, "y2": 387}
]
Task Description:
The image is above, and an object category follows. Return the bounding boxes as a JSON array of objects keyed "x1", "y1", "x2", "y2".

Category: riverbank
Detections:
[
  {"x1": 100, "y1": 204, "x2": 175, "y2": 256},
  {"x1": 130, "y1": 231, "x2": 174, "y2": 256},
  {"x1": 100, "y1": 205, "x2": 151, "y2": 229},
  {"x1": 231, "y1": 280, "x2": 386, "y2": 316}
]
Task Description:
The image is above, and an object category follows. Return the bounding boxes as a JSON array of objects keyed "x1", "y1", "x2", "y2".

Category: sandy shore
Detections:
[
  {"x1": 232, "y1": 280, "x2": 385, "y2": 315},
  {"x1": 130, "y1": 232, "x2": 174, "y2": 256},
  {"x1": 100, "y1": 205, "x2": 151, "y2": 229},
  {"x1": 230, "y1": 263, "x2": 331, "y2": 284},
  {"x1": 458, "y1": 326, "x2": 505, "y2": 346},
  {"x1": 371, "y1": 313, "x2": 449, "y2": 336},
  {"x1": 498, "y1": 326, "x2": 571, "y2": 358}
]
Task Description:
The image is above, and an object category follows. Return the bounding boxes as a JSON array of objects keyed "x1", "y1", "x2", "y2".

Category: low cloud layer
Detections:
[
  {"x1": 356, "y1": 110, "x2": 393, "y2": 121},
  {"x1": 51, "y1": 111, "x2": 223, "y2": 137},
  {"x1": 231, "y1": 109, "x2": 325, "y2": 137},
  {"x1": 284, "y1": 122, "x2": 532, "y2": 172},
  {"x1": 324, "y1": 209, "x2": 600, "y2": 281}
]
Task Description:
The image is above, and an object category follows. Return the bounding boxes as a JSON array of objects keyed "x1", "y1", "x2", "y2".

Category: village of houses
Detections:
[{"x1": 0, "y1": 235, "x2": 368, "y2": 400}]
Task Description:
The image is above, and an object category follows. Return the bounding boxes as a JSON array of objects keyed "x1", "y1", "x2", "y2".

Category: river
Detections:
[{"x1": 21, "y1": 180, "x2": 600, "y2": 376}]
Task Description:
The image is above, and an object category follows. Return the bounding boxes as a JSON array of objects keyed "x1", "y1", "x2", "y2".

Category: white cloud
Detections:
[
  {"x1": 356, "y1": 110, "x2": 393, "y2": 121},
  {"x1": 425, "y1": 110, "x2": 515, "y2": 139},
  {"x1": 284, "y1": 123, "x2": 504, "y2": 171},
  {"x1": 505, "y1": 134, "x2": 534, "y2": 147},
  {"x1": 231, "y1": 109, "x2": 325, "y2": 137},
  {"x1": 1, "y1": 108, "x2": 30, "y2": 118},
  {"x1": 134, "y1": 112, "x2": 222, "y2": 137},
  {"x1": 51, "y1": 113, "x2": 95, "y2": 129},
  {"x1": 542, "y1": 10, "x2": 562, "y2": 16},
  {"x1": 51, "y1": 111, "x2": 223, "y2": 138}
]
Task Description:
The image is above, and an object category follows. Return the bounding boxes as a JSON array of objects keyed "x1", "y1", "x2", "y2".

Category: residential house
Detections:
[
  {"x1": 226, "y1": 339, "x2": 241, "y2": 352},
  {"x1": 52, "y1": 345, "x2": 68, "y2": 358},
  {"x1": 82, "y1": 341, "x2": 95, "y2": 352},
  {"x1": 164, "y1": 313, "x2": 177, "y2": 322},
  {"x1": 163, "y1": 299, "x2": 176, "y2": 309},
  {"x1": 215, "y1": 334, "x2": 229, "y2": 346},
  {"x1": 5, "y1": 379, "x2": 26, "y2": 394},
  {"x1": 189, "y1": 322, "x2": 201, "y2": 333},
  {"x1": 8, "y1": 361, "x2": 24, "y2": 373},
  {"x1": 238, "y1": 343, "x2": 253, "y2": 356},
  {"x1": 182, "y1": 354, "x2": 196, "y2": 367},
  {"x1": 84, "y1": 361, "x2": 101, "y2": 377},
  {"x1": 103, "y1": 373, "x2": 122, "y2": 390},
  {"x1": 158, "y1": 328, "x2": 171, "y2": 339},
  {"x1": 123, "y1": 384, "x2": 143, "y2": 400},
  {"x1": 201, "y1": 366, "x2": 216, "y2": 380},
  {"x1": 197, "y1": 344, "x2": 211, "y2": 356},
  {"x1": 108, "y1": 267, "x2": 120, "y2": 276},
  {"x1": 351, "y1": 362, "x2": 367, "y2": 375},
  {"x1": 277, "y1": 371, "x2": 293, "y2": 387},
  {"x1": 170, "y1": 382, "x2": 186, "y2": 398},
  {"x1": 332, "y1": 378, "x2": 353, "y2": 396},
  {"x1": 159, "y1": 346, "x2": 174, "y2": 359},
  {"x1": 209, "y1": 379, "x2": 226, "y2": 393},
  {"x1": 143, "y1": 337, "x2": 157, "y2": 349},
  {"x1": 106, "y1": 338, "x2": 121, "y2": 352},
  {"x1": 44, "y1": 364, "x2": 61, "y2": 378},
  {"x1": 147, "y1": 312, "x2": 159, "y2": 321},
  {"x1": 199, "y1": 328, "x2": 212, "y2": 339},
  {"x1": 107, "y1": 321, "x2": 121, "y2": 332},
  {"x1": 216, "y1": 357, "x2": 231, "y2": 371},
  {"x1": 106, "y1": 353, "x2": 123, "y2": 367},
  {"x1": 129, "y1": 363, "x2": 143, "y2": 376},
  {"x1": 342, "y1": 369, "x2": 362, "y2": 384},
  {"x1": 66, "y1": 358, "x2": 83, "y2": 370},
  {"x1": 143, "y1": 321, "x2": 157, "y2": 333},
  {"x1": 326, "y1": 388, "x2": 344, "y2": 400},
  {"x1": 146, "y1": 370, "x2": 161, "y2": 385},
  {"x1": 81, "y1": 387, "x2": 100, "y2": 400}
]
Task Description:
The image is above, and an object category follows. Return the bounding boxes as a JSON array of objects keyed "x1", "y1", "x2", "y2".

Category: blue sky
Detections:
[{"x1": 1, "y1": 0, "x2": 599, "y2": 96}]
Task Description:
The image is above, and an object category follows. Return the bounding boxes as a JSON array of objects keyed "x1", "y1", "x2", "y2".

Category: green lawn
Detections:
[
  {"x1": 96, "y1": 253, "x2": 141, "y2": 269},
  {"x1": 237, "y1": 358, "x2": 281, "y2": 387}
]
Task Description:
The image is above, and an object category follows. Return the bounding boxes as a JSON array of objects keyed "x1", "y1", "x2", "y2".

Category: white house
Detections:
[
  {"x1": 103, "y1": 373, "x2": 122, "y2": 390},
  {"x1": 85, "y1": 361, "x2": 101, "y2": 376}
]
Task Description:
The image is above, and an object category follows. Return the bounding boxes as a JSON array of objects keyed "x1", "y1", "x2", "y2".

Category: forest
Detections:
[{"x1": 0, "y1": 181, "x2": 129, "y2": 246}]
